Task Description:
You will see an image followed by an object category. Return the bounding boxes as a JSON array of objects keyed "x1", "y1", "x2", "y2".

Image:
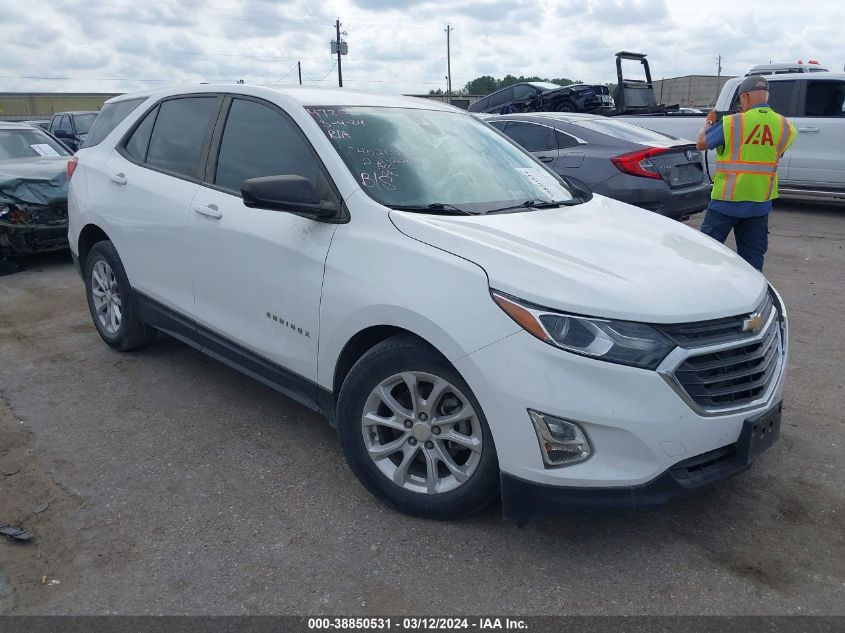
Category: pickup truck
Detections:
[
  {"x1": 614, "y1": 73, "x2": 845, "y2": 202},
  {"x1": 48, "y1": 111, "x2": 99, "y2": 152}
]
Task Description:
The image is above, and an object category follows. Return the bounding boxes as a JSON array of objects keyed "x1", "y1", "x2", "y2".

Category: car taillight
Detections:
[
  {"x1": 611, "y1": 147, "x2": 672, "y2": 180},
  {"x1": 67, "y1": 157, "x2": 78, "y2": 181}
]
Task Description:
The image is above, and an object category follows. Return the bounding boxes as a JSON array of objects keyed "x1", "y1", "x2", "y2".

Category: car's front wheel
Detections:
[
  {"x1": 337, "y1": 335, "x2": 499, "y2": 520},
  {"x1": 84, "y1": 241, "x2": 156, "y2": 351}
]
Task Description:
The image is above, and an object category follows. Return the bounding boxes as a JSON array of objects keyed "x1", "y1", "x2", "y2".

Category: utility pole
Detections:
[
  {"x1": 336, "y1": 19, "x2": 343, "y2": 88},
  {"x1": 298, "y1": 61, "x2": 302, "y2": 85},
  {"x1": 445, "y1": 24, "x2": 452, "y2": 104},
  {"x1": 715, "y1": 54, "x2": 722, "y2": 104}
]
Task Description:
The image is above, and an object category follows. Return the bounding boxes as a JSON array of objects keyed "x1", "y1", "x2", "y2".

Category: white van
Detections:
[{"x1": 67, "y1": 86, "x2": 788, "y2": 521}]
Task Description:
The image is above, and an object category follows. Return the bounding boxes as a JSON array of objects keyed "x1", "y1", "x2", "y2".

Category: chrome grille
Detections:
[
  {"x1": 660, "y1": 293, "x2": 774, "y2": 348},
  {"x1": 672, "y1": 313, "x2": 782, "y2": 410}
]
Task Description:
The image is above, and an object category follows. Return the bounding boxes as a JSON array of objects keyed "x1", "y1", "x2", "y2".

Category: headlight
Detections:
[{"x1": 492, "y1": 291, "x2": 675, "y2": 370}]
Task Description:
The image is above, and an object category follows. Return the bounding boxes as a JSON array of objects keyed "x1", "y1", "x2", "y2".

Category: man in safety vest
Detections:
[{"x1": 695, "y1": 75, "x2": 795, "y2": 271}]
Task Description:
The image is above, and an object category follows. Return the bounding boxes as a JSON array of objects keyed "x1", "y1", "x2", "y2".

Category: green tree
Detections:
[{"x1": 464, "y1": 75, "x2": 499, "y2": 96}]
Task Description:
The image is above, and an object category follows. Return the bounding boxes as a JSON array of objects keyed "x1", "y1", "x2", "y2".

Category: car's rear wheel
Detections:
[
  {"x1": 555, "y1": 101, "x2": 575, "y2": 112},
  {"x1": 337, "y1": 335, "x2": 499, "y2": 520},
  {"x1": 84, "y1": 241, "x2": 156, "y2": 351}
]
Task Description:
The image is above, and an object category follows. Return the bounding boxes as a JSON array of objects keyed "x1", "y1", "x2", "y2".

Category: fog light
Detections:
[{"x1": 528, "y1": 410, "x2": 592, "y2": 468}]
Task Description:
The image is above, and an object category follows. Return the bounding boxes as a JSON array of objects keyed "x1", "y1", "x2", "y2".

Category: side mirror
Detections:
[
  {"x1": 53, "y1": 129, "x2": 71, "y2": 139},
  {"x1": 241, "y1": 175, "x2": 338, "y2": 219}
]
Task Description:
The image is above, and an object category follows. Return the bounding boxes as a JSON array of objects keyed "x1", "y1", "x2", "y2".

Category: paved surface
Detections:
[{"x1": 0, "y1": 201, "x2": 843, "y2": 615}]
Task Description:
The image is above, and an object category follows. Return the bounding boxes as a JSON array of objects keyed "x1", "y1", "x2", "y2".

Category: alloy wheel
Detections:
[
  {"x1": 361, "y1": 371, "x2": 483, "y2": 494},
  {"x1": 91, "y1": 260, "x2": 122, "y2": 334}
]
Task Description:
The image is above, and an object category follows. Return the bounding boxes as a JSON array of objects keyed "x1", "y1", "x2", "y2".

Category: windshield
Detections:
[
  {"x1": 74, "y1": 113, "x2": 98, "y2": 134},
  {"x1": 307, "y1": 106, "x2": 575, "y2": 213},
  {"x1": 0, "y1": 128, "x2": 72, "y2": 160}
]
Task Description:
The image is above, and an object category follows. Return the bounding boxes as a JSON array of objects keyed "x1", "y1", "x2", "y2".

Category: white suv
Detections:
[{"x1": 68, "y1": 85, "x2": 788, "y2": 521}]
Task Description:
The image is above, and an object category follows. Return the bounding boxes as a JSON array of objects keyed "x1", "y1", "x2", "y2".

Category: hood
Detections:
[
  {"x1": 0, "y1": 157, "x2": 69, "y2": 206},
  {"x1": 389, "y1": 196, "x2": 767, "y2": 324}
]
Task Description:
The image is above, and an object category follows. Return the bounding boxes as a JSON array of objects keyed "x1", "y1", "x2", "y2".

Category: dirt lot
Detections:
[{"x1": 0, "y1": 201, "x2": 843, "y2": 616}]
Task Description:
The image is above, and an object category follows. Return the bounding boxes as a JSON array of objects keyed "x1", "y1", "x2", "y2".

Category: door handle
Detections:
[
  {"x1": 539, "y1": 156, "x2": 555, "y2": 163},
  {"x1": 798, "y1": 127, "x2": 819, "y2": 133},
  {"x1": 109, "y1": 172, "x2": 127, "y2": 185},
  {"x1": 193, "y1": 203, "x2": 223, "y2": 219}
]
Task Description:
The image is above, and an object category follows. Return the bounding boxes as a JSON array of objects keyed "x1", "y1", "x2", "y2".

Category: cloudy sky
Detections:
[{"x1": 1, "y1": 0, "x2": 841, "y2": 95}]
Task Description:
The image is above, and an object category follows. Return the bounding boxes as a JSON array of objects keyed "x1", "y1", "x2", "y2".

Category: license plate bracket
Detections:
[{"x1": 737, "y1": 402, "x2": 782, "y2": 465}]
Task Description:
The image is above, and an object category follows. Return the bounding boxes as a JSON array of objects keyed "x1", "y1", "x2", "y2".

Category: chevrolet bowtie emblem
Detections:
[{"x1": 742, "y1": 312, "x2": 764, "y2": 334}]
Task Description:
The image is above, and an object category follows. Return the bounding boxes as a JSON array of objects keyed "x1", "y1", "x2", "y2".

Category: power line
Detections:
[{"x1": 273, "y1": 63, "x2": 299, "y2": 84}]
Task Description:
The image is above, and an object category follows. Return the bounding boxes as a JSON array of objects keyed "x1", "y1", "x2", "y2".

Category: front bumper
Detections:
[
  {"x1": 501, "y1": 402, "x2": 781, "y2": 521},
  {"x1": 0, "y1": 220, "x2": 68, "y2": 256},
  {"x1": 454, "y1": 304, "x2": 788, "y2": 517}
]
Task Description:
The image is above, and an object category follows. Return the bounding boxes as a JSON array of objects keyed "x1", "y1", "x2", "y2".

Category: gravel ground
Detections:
[{"x1": 0, "y1": 201, "x2": 843, "y2": 615}]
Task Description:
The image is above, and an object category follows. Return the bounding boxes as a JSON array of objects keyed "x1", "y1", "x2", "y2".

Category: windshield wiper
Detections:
[
  {"x1": 485, "y1": 198, "x2": 583, "y2": 214},
  {"x1": 388, "y1": 203, "x2": 474, "y2": 215}
]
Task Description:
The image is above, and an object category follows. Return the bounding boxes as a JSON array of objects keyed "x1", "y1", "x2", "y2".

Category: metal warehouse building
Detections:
[
  {"x1": 652, "y1": 75, "x2": 737, "y2": 109},
  {"x1": 0, "y1": 93, "x2": 118, "y2": 120}
]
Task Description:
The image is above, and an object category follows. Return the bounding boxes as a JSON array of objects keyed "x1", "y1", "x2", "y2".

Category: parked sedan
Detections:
[
  {"x1": 0, "y1": 122, "x2": 72, "y2": 256},
  {"x1": 487, "y1": 113, "x2": 711, "y2": 219}
]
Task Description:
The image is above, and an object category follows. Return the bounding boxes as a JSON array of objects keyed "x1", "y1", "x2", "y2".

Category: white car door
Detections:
[
  {"x1": 188, "y1": 96, "x2": 339, "y2": 384},
  {"x1": 95, "y1": 95, "x2": 222, "y2": 315},
  {"x1": 788, "y1": 78, "x2": 845, "y2": 187}
]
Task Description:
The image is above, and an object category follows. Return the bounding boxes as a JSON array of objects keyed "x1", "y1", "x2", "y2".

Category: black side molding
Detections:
[{"x1": 136, "y1": 293, "x2": 333, "y2": 418}]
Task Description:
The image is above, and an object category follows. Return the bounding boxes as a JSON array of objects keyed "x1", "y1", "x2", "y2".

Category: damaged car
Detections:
[
  {"x1": 469, "y1": 82, "x2": 611, "y2": 115},
  {"x1": 0, "y1": 122, "x2": 71, "y2": 257}
]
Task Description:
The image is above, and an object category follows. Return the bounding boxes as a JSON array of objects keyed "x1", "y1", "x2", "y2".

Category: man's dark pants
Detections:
[{"x1": 700, "y1": 209, "x2": 769, "y2": 271}]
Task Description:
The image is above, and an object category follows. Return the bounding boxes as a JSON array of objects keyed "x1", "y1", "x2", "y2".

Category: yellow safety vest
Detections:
[{"x1": 711, "y1": 107, "x2": 795, "y2": 202}]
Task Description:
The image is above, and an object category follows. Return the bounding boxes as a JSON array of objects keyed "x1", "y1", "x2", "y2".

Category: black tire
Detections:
[
  {"x1": 84, "y1": 241, "x2": 156, "y2": 351},
  {"x1": 337, "y1": 334, "x2": 499, "y2": 520},
  {"x1": 555, "y1": 101, "x2": 576, "y2": 112}
]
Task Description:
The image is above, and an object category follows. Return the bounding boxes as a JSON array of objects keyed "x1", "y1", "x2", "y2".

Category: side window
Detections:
[
  {"x1": 488, "y1": 121, "x2": 508, "y2": 132},
  {"x1": 803, "y1": 81, "x2": 845, "y2": 117},
  {"x1": 145, "y1": 97, "x2": 218, "y2": 179},
  {"x1": 124, "y1": 106, "x2": 159, "y2": 163},
  {"x1": 513, "y1": 85, "x2": 535, "y2": 100},
  {"x1": 214, "y1": 98, "x2": 320, "y2": 195},
  {"x1": 766, "y1": 81, "x2": 797, "y2": 116},
  {"x1": 84, "y1": 98, "x2": 145, "y2": 148},
  {"x1": 503, "y1": 122, "x2": 556, "y2": 152},
  {"x1": 556, "y1": 129, "x2": 580, "y2": 149}
]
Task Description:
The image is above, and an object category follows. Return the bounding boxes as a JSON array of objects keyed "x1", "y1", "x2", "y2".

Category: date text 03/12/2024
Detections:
[{"x1": 307, "y1": 617, "x2": 529, "y2": 630}]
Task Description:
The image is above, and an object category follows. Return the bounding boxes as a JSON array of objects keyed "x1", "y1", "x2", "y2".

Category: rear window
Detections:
[
  {"x1": 569, "y1": 118, "x2": 675, "y2": 143},
  {"x1": 469, "y1": 96, "x2": 489, "y2": 113},
  {"x1": 83, "y1": 99, "x2": 146, "y2": 148},
  {"x1": 72, "y1": 113, "x2": 98, "y2": 135}
]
